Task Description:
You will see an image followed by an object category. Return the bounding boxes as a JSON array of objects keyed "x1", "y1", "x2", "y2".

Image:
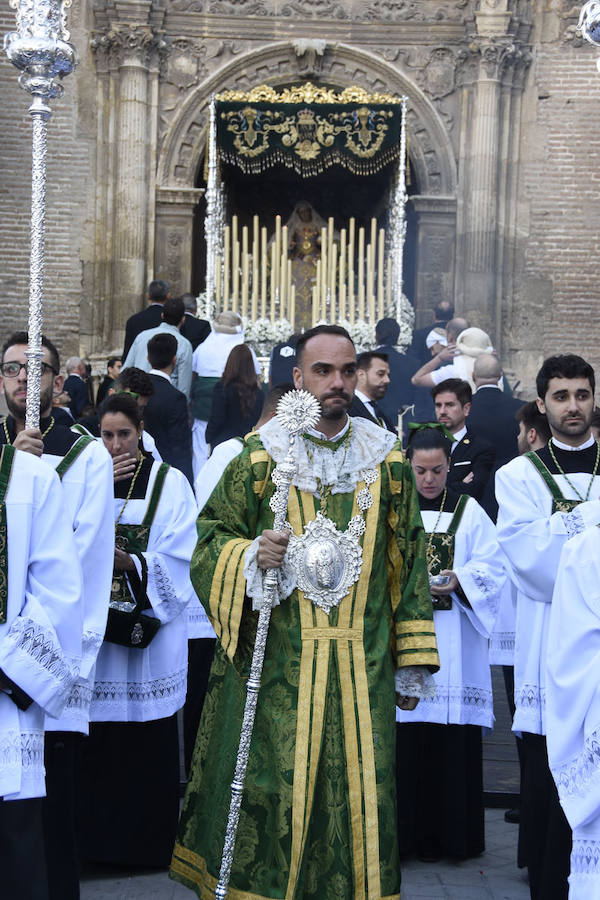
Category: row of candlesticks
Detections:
[{"x1": 214, "y1": 214, "x2": 394, "y2": 325}]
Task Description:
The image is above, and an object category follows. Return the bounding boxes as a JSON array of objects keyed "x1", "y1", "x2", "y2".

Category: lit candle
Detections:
[
  {"x1": 261, "y1": 227, "x2": 267, "y2": 319},
  {"x1": 348, "y1": 217, "x2": 355, "y2": 324},
  {"x1": 339, "y1": 228, "x2": 346, "y2": 321},
  {"x1": 223, "y1": 225, "x2": 230, "y2": 311},
  {"x1": 270, "y1": 241, "x2": 276, "y2": 321},
  {"x1": 358, "y1": 226, "x2": 365, "y2": 320},
  {"x1": 377, "y1": 227, "x2": 385, "y2": 320},
  {"x1": 330, "y1": 242, "x2": 337, "y2": 323},
  {"x1": 289, "y1": 285, "x2": 295, "y2": 330}
]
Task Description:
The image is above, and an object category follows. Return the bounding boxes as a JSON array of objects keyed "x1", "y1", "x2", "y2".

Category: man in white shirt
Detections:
[
  {"x1": 496, "y1": 354, "x2": 600, "y2": 899},
  {"x1": 123, "y1": 296, "x2": 193, "y2": 398}
]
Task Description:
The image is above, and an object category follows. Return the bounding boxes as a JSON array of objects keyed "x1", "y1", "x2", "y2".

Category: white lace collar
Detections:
[{"x1": 258, "y1": 415, "x2": 397, "y2": 495}]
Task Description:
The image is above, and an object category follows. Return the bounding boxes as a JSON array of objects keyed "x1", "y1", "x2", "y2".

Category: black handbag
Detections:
[{"x1": 105, "y1": 463, "x2": 169, "y2": 649}]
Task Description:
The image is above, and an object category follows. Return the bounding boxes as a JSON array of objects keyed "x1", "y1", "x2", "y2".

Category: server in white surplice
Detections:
[{"x1": 396, "y1": 425, "x2": 506, "y2": 861}]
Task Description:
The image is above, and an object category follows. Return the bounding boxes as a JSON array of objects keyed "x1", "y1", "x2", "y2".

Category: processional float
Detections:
[
  {"x1": 4, "y1": 0, "x2": 76, "y2": 428},
  {"x1": 204, "y1": 82, "x2": 413, "y2": 353}
]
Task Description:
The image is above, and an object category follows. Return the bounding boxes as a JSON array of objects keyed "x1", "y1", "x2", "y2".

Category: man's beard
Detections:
[
  {"x1": 547, "y1": 409, "x2": 592, "y2": 441},
  {"x1": 5, "y1": 384, "x2": 53, "y2": 422},
  {"x1": 320, "y1": 391, "x2": 352, "y2": 420}
]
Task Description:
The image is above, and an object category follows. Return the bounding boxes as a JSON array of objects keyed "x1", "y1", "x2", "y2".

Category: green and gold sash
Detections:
[
  {"x1": 525, "y1": 451, "x2": 581, "y2": 514},
  {"x1": 427, "y1": 493, "x2": 469, "y2": 611},
  {"x1": 55, "y1": 435, "x2": 94, "y2": 481},
  {"x1": 107, "y1": 463, "x2": 169, "y2": 648},
  {"x1": 0, "y1": 445, "x2": 15, "y2": 625}
]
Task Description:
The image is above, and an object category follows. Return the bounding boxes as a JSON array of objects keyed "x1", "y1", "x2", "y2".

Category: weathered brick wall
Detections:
[
  {"x1": 0, "y1": 2, "x2": 96, "y2": 369},
  {"x1": 508, "y1": 12, "x2": 600, "y2": 397}
]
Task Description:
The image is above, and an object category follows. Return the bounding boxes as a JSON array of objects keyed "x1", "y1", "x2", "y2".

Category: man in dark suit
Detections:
[
  {"x1": 142, "y1": 332, "x2": 193, "y2": 485},
  {"x1": 374, "y1": 318, "x2": 421, "y2": 427},
  {"x1": 180, "y1": 294, "x2": 210, "y2": 351},
  {"x1": 468, "y1": 354, "x2": 524, "y2": 519},
  {"x1": 122, "y1": 279, "x2": 170, "y2": 360},
  {"x1": 348, "y1": 350, "x2": 397, "y2": 433},
  {"x1": 63, "y1": 357, "x2": 89, "y2": 418},
  {"x1": 408, "y1": 300, "x2": 454, "y2": 367},
  {"x1": 432, "y1": 377, "x2": 494, "y2": 504}
]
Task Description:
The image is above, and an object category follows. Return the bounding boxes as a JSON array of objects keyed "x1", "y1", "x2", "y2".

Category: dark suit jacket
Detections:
[
  {"x1": 448, "y1": 429, "x2": 495, "y2": 505},
  {"x1": 122, "y1": 303, "x2": 164, "y2": 360},
  {"x1": 181, "y1": 313, "x2": 210, "y2": 352},
  {"x1": 64, "y1": 374, "x2": 88, "y2": 418},
  {"x1": 269, "y1": 339, "x2": 297, "y2": 387},
  {"x1": 348, "y1": 395, "x2": 396, "y2": 433},
  {"x1": 142, "y1": 373, "x2": 194, "y2": 485},
  {"x1": 468, "y1": 386, "x2": 524, "y2": 520},
  {"x1": 206, "y1": 381, "x2": 264, "y2": 448},
  {"x1": 374, "y1": 344, "x2": 419, "y2": 426}
]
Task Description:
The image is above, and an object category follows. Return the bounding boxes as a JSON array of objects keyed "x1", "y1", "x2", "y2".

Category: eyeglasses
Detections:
[{"x1": 0, "y1": 361, "x2": 58, "y2": 378}]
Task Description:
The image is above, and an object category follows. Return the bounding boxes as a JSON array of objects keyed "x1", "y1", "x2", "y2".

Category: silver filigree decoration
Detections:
[
  {"x1": 275, "y1": 389, "x2": 321, "y2": 435},
  {"x1": 288, "y1": 512, "x2": 363, "y2": 614},
  {"x1": 4, "y1": 0, "x2": 77, "y2": 429},
  {"x1": 215, "y1": 388, "x2": 322, "y2": 900}
]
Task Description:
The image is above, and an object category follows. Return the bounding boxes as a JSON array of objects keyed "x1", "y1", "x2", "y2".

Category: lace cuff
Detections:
[
  {"x1": 79, "y1": 630, "x2": 104, "y2": 680},
  {"x1": 243, "y1": 536, "x2": 297, "y2": 612},
  {"x1": 395, "y1": 665, "x2": 436, "y2": 700},
  {"x1": 131, "y1": 554, "x2": 189, "y2": 624},
  {"x1": 563, "y1": 508, "x2": 585, "y2": 540}
]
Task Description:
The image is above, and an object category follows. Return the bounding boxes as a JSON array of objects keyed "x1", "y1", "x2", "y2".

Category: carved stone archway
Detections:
[{"x1": 154, "y1": 41, "x2": 458, "y2": 319}]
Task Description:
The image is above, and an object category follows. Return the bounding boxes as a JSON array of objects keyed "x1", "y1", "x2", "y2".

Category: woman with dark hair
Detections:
[
  {"x1": 79, "y1": 392, "x2": 197, "y2": 868},
  {"x1": 396, "y1": 424, "x2": 507, "y2": 862},
  {"x1": 206, "y1": 343, "x2": 264, "y2": 449}
]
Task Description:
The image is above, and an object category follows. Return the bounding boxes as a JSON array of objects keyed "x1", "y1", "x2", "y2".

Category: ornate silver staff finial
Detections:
[
  {"x1": 579, "y1": 2, "x2": 600, "y2": 68},
  {"x1": 4, "y1": 0, "x2": 77, "y2": 429},
  {"x1": 215, "y1": 389, "x2": 320, "y2": 900}
]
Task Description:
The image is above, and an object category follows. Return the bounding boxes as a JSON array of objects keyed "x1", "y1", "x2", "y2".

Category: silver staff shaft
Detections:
[
  {"x1": 24, "y1": 98, "x2": 51, "y2": 430},
  {"x1": 215, "y1": 389, "x2": 320, "y2": 899},
  {"x1": 215, "y1": 439, "x2": 297, "y2": 900},
  {"x1": 4, "y1": 0, "x2": 77, "y2": 429}
]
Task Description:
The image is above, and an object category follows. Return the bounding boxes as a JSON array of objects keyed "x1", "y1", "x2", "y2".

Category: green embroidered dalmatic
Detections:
[{"x1": 172, "y1": 435, "x2": 438, "y2": 900}]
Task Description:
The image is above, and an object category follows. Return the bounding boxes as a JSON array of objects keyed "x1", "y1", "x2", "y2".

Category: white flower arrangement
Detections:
[{"x1": 243, "y1": 317, "x2": 293, "y2": 356}]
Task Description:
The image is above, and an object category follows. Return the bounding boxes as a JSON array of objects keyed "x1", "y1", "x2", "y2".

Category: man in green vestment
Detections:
[{"x1": 171, "y1": 325, "x2": 439, "y2": 900}]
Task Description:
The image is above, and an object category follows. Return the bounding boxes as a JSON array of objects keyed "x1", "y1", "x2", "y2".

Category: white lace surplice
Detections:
[
  {"x1": 0, "y1": 451, "x2": 82, "y2": 799},
  {"x1": 547, "y1": 528, "x2": 600, "y2": 898},
  {"x1": 496, "y1": 456, "x2": 600, "y2": 735},
  {"x1": 43, "y1": 440, "x2": 115, "y2": 735},
  {"x1": 396, "y1": 497, "x2": 505, "y2": 728},
  {"x1": 90, "y1": 462, "x2": 198, "y2": 723}
]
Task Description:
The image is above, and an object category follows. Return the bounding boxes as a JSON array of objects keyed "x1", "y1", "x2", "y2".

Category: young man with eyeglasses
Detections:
[{"x1": 0, "y1": 332, "x2": 114, "y2": 900}]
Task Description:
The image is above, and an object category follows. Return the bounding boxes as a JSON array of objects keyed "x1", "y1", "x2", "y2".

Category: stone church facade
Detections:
[{"x1": 1, "y1": 0, "x2": 598, "y2": 393}]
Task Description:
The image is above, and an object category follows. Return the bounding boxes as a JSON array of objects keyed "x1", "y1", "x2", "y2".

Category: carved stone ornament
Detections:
[
  {"x1": 424, "y1": 48, "x2": 456, "y2": 99},
  {"x1": 288, "y1": 512, "x2": 363, "y2": 615},
  {"x1": 166, "y1": 39, "x2": 207, "y2": 90}
]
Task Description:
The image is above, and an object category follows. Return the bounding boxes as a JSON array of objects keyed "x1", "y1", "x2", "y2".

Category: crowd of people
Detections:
[{"x1": 0, "y1": 284, "x2": 599, "y2": 900}]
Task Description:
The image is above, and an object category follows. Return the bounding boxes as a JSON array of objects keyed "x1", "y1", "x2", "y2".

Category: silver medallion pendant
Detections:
[{"x1": 288, "y1": 512, "x2": 363, "y2": 614}]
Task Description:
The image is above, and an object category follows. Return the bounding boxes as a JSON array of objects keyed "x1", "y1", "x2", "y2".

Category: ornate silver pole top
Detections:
[
  {"x1": 4, "y1": 0, "x2": 77, "y2": 102},
  {"x1": 579, "y1": 2, "x2": 600, "y2": 57},
  {"x1": 274, "y1": 389, "x2": 321, "y2": 436}
]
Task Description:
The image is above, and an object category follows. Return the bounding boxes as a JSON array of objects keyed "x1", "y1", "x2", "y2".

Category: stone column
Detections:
[
  {"x1": 412, "y1": 196, "x2": 457, "y2": 327},
  {"x1": 155, "y1": 188, "x2": 205, "y2": 297},
  {"x1": 460, "y1": 1, "x2": 519, "y2": 338},
  {"x1": 91, "y1": 2, "x2": 168, "y2": 351}
]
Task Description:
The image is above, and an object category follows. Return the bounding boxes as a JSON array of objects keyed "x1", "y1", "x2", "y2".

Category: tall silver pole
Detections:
[
  {"x1": 205, "y1": 95, "x2": 219, "y2": 320},
  {"x1": 391, "y1": 97, "x2": 407, "y2": 324},
  {"x1": 215, "y1": 390, "x2": 320, "y2": 899},
  {"x1": 4, "y1": 0, "x2": 77, "y2": 429}
]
